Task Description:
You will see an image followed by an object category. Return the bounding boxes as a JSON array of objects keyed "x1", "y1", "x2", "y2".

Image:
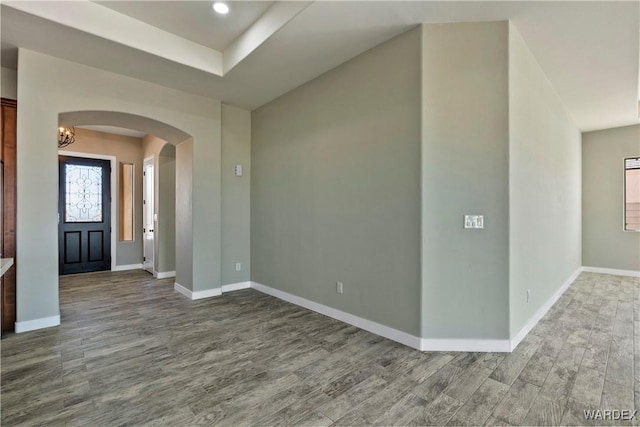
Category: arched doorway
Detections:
[
  {"x1": 14, "y1": 50, "x2": 223, "y2": 333},
  {"x1": 57, "y1": 111, "x2": 186, "y2": 278}
]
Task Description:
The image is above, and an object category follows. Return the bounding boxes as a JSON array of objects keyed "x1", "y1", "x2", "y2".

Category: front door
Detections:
[{"x1": 59, "y1": 156, "x2": 111, "y2": 275}]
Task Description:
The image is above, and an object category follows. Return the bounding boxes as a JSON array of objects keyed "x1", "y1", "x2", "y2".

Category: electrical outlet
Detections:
[
  {"x1": 235, "y1": 263, "x2": 241, "y2": 272},
  {"x1": 336, "y1": 281, "x2": 344, "y2": 294},
  {"x1": 527, "y1": 289, "x2": 531, "y2": 303}
]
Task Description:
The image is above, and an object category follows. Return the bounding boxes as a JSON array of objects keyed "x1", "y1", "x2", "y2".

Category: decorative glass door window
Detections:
[{"x1": 65, "y1": 164, "x2": 103, "y2": 222}]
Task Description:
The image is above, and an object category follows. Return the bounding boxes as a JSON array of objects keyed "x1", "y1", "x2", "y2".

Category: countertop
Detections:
[{"x1": 0, "y1": 258, "x2": 14, "y2": 277}]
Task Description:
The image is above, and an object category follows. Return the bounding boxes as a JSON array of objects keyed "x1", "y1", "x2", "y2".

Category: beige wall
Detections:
[
  {"x1": 61, "y1": 128, "x2": 144, "y2": 266},
  {"x1": 508, "y1": 23, "x2": 582, "y2": 337},
  {"x1": 583, "y1": 124, "x2": 640, "y2": 271}
]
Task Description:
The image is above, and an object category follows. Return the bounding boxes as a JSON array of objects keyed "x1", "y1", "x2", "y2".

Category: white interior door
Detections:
[{"x1": 143, "y1": 158, "x2": 154, "y2": 273}]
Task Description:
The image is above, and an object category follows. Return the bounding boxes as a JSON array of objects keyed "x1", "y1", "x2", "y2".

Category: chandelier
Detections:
[{"x1": 58, "y1": 127, "x2": 75, "y2": 148}]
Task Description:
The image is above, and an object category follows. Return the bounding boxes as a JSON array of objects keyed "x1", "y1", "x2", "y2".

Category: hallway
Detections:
[{"x1": 0, "y1": 271, "x2": 637, "y2": 425}]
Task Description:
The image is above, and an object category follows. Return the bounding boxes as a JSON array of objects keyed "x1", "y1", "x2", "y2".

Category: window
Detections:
[
  {"x1": 625, "y1": 157, "x2": 640, "y2": 231},
  {"x1": 119, "y1": 163, "x2": 134, "y2": 241},
  {"x1": 65, "y1": 164, "x2": 103, "y2": 222}
]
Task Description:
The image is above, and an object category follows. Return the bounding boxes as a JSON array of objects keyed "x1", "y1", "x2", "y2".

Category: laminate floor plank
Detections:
[
  {"x1": 446, "y1": 377, "x2": 510, "y2": 426},
  {"x1": 372, "y1": 392, "x2": 427, "y2": 426},
  {"x1": 410, "y1": 392, "x2": 463, "y2": 426},
  {"x1": 442, "y1": 364, "x2": 493, "y2": 402},
  {"x1": 258, "y1": 388, "x2": 334, "y2": 426},
  {"x1": 518, "y1": 353, "x2": 556, "y2": 387},
  {"x1": 491, "y1": 378, "x2": 541, "y2": 425},
  {"x1": 0, "y1": 270, "x2": 636, "y2": 426},
  {"x1": 317, "y1": 374, "x2": 388, "y2": 421},
  {"x1": 489, "y1": 334, "x2": 542, "y2": 386},
  {"x1": 570, "y1": 366, "x2": 606, "y2": 407},
  {"x1": 341, "y1": 376, "x2": 419, "y2": 424},
  {"x1": 522, "y1": 393, "x2": 566, "y2": 426},
  {"x1": 538, "y1": 344, "x2": 585, "y2": 405}
]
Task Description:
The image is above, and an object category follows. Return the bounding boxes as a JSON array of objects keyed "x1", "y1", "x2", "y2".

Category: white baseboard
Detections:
[
  {"x1": 193, "y1": 288, "x2": 222, "y2": 299},
  {"x1": 250, "y1": 281, "x2": 423, "y2": 350},
  {"x1": 581, "y1": 266, "x2": 640, "y2": 278},
  {"x1": 112, "y1": 263, "x2": 143, "y2": 272},
  {"x1": 249, "y1": 282, "x2": 519, "y2": 352},
  {"x1": 509, "y1": 267, "x2": 582, "y2": 351},
  {"x1": 156, "y1": 270, "x2": 176, "y2": 279},
  {"x1": 174, "y1": 282, "x2": 192, "y2": 299},
  {"x1": 14, "y1": 265, "x2": 613, "y2": 348},
  {"x1": 421, "y1": 338, "x2": 511, "y2": 353},
  {"x1": 222, "y1": 281, "x2": 251, "y2": 293},
  {"x1": 174, "y1": 282, "x2": 222, "y2": 300},
  {"x1": 15, "y1": 315, "x2": 60, "y2": 333}
]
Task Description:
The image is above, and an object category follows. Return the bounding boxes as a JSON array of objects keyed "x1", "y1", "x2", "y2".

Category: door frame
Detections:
[
  {"x1": 143, "y1": 155, "x2": 155, "y2": 275},
  {"x1": 59, "y1": 150, "x2": 117, "y2": 271}
]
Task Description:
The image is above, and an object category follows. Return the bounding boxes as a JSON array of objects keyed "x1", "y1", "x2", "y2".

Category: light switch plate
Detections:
[
  {"x1": 464, "y1": 215, "x2": 484, "y2": 229},
  {"x1": 234, "y1": 164, "x2": 243, "y2": 177}
]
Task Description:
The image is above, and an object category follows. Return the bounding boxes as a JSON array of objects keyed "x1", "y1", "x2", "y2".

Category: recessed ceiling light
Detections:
[{"x1": 213, "y1": 2, "x2": 229, "y2": 14}]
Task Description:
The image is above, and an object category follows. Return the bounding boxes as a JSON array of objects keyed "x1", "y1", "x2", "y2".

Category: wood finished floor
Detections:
[{"x1": 0, "y1": 271, "x2": 637, "y2": 426}]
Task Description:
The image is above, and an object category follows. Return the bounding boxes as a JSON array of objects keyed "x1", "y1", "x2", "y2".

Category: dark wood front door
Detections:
[{"x1": 59, "y1": 156, "x2": 111, "y2": 275}]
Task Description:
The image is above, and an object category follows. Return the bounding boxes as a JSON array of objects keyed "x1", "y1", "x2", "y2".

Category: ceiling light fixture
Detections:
[
  {"x1": 58, "y1": 127, "x2": 75, "y2": 148},
  {"x1": 213, "y1": 2, "x2": 229, "y2": 14}
]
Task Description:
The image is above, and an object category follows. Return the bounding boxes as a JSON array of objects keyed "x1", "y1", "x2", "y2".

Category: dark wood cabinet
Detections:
[{"x1": 1, "y1": 98, "x2": 17, "y2": 334}]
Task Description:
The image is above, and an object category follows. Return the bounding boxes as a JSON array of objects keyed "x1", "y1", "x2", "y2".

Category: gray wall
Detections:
[
  {"x1": 583, "y1": 124, "x2": 640, "y2": 271},
  {"x1": 16, "y1": 49, "x2": 220, "y2": 323},
  {"x1": 158, "y1": 144, "x2": 176, "y2": 273},
  {"x1": 421, "y1": 22, "x2": 510, "y2": 340},
  {"x1": 62, "y1": 128, "x2": 144, "y2": 267},
  {"x1": 176, "y1": 140, "x2": 193, "y2": 290},
  {"x1": 222, "y1": 104, "x2": 251, "y2": 285},
  {"x1": 252, "y1": 28, "x2": 422, "y2": 335},
  {"x1": 508, "y1": 23, "x2": 582, "y2": 337},
  {"x1": 191, "y1": 102, "x2": 222, "y2": 293},
  {"x1": 142, "y1": 134, "x2": 176, "y2": 274}
]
